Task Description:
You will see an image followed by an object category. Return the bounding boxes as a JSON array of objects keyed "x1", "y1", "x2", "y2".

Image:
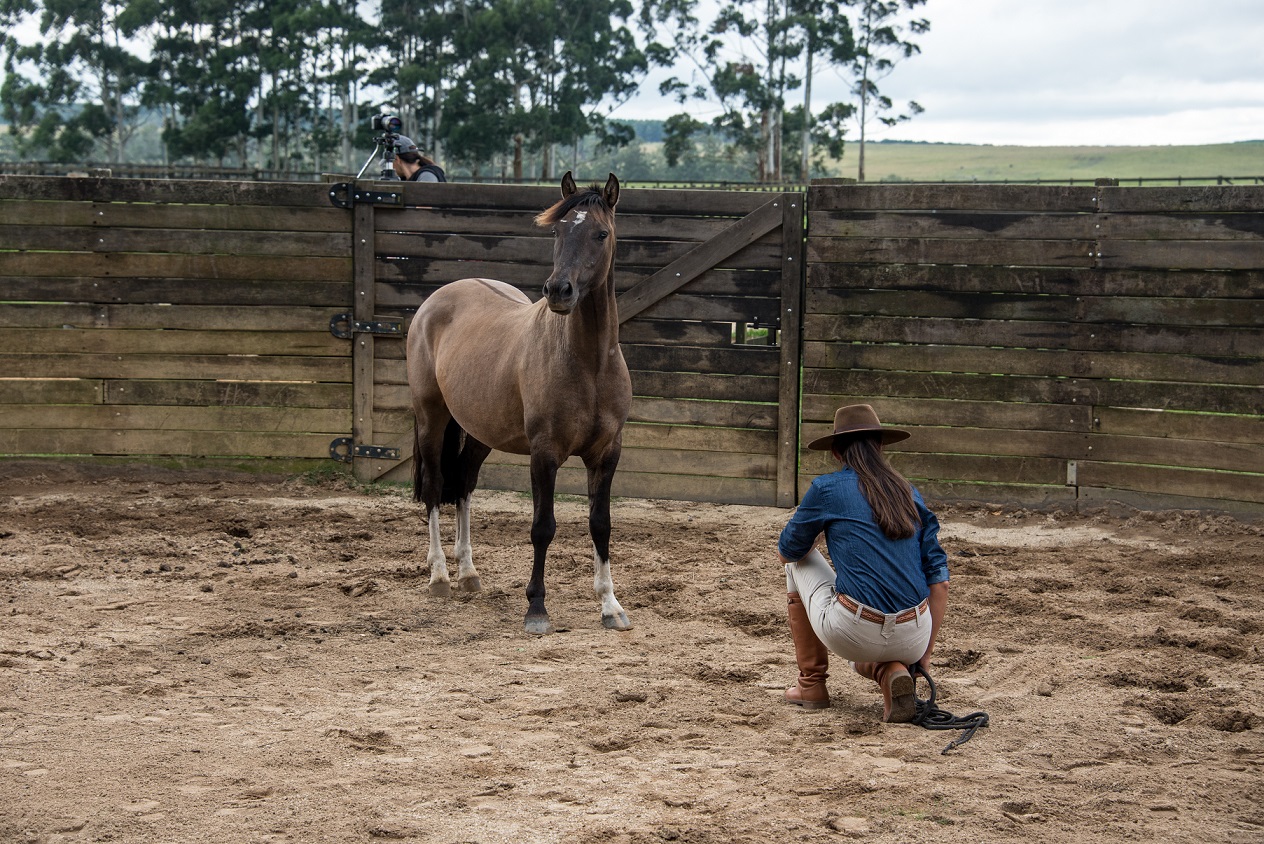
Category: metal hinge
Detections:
[
  {"x1": 329, "y1": 438, "x2": 401, "y2": 463},
  {"x1": 329, "y1": 312, "x2": 403, "y2": 339},
  {"x1": 327, "y1": 182, "x2": 403, "y2": 209}
]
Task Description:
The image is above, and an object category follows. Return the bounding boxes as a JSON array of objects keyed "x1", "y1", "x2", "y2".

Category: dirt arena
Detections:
[{"x1": 1, "y1": 461, "x2": 1261, "y2": 843}]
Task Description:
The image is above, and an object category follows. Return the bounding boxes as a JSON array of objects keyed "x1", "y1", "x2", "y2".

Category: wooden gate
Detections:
[{"x1": 335, "y1": 179, "x2": 804, "y2": 507}]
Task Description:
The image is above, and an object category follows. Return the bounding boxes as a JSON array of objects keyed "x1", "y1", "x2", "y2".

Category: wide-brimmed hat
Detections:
[{"x1": 806, "y1": 404, "x2": 910, "y2": 451}]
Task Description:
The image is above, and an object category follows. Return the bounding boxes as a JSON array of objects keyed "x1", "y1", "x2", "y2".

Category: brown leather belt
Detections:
[{"x1": 837, "y1": 593, "x2": 928, "y2": 624}]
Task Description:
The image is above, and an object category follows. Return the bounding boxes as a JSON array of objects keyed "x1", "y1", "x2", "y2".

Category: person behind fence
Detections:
[
  {"x1": 776, "y1": 404, "x2": 950, "y2": 723},
  {"x1": 392, "y1": 136, "x2": 447, "y2": 182}
]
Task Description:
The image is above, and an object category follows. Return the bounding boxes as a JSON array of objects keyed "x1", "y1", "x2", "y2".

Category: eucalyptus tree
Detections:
[
  {"x1": 0, "y1": 0, "x2": 149, "y2": 162},
  {"x1": 646, "y1": 0, "x2": 803, "y2": 182},
  {"x1": 846, "y1": 0, "x2": 928, "y2": 181},
  {"x1": 787, "y1": 0, "x2": 854, "y2": 180}
]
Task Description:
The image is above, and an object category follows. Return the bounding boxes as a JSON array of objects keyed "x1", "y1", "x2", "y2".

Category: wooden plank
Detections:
[
  {"x1": 1098, "y1": 240, "x2": 1264, "y2": 271},
  {"x1": 796, "y1": 472, "x2": 1076, "y2": 508},
  {"x1": 1099, "y1": 212, "x2": 1264, "y2": 241},
  {"x1": 800, "y1": 451, "x2": 1067, "y2": 486},
  {"x1": 0, "y1": 175, "x2": 337, "y2": 207},
  {"x1": 808, "y1": 184, "x2": 1099, "y2": 213},
  {"x1": 715, "y1": 287, "x2": 1264, "y2": 328},
  {"x1": 387, "y1": 180, "x2": 769, "y2": 216},
  {"x1": 377, "y1": 205, "x2": 746, "y2": 241},
  {"x1": 0, "y1": 328, "x2": 344, "y2": 357},
  {"x1": 352, "y1": 201, "x2": 380, "y2": 483},
  {"x1": 0, "y1": 303, "x2": 345, "y2": 332},
  {"x1": 4, "y1": 404, "x2": 349, "y2": 434},
  {"x1": 617, "y1": 197, "x2": 785, "y2": 323},
  {"x1": 804, "y1": 370, "x2": 1264, "y2": 415},
  {"x1": 3, "y1": 352, "x2": 350, "y2": 382},
  {"x1": 806, "y1": 236, "x2": 1096, "y2": 267},
  {"x1": 0, "y1": 200, "x2": 95, "y2": 227},
  {"x1": 807, "y1": 210, "x2": 1095, "y2": 240},
  {"x1": 777, "y1": 192, "x2": 804, "y2": 507},
  {"x1": 0, "y1": 379, "x2": 103, "y2": 404},
  {"x1": 803, "y1": 341, "x2": 1264, "y2": 387},
  {"x1": 0, "y1": 251, "x2": 351, "y2": 282},
  {"x1": 103, "y1": 380, "x2": 349, "y2": 409},
  {"x1": 1096, "y1": 185, "x2": 1264, "y2": 213},
  {"x1": 0, "y1": 428, "x2": 335, "y2": 459},
  {"x1": 803, "y1": 314, "x2": 1264, "y2": 357},
  {"x1": 800, "y1": 394, "x2": 1094, "y2": 433},
  {"x1": 1077, "y1": 486, "x2": 1264, "y2": 517},
  {"x1": 627, "y1": 397, "x2": 779, "y2": 431},
  {"x1": 621, "y1": 343, "x2": 780, "y2": 377},
  {"x1": 1095, "y1": 407, "x2": 1264, "y2": 445},
  {"x1": 617, "y1": 320, "x2": 735, "y2": 347},
  {"x1": 93, "y1": 227, "x2": 352, "y2": 258},
  {"x1": 798, "y1": 425, "x2": 1090, "y2": 461},
  {"x1": 634, "y1": 293, "x2": 782, "y2": 326},
  {"x1": 484, "y1": 446, "x2": 777, "y2": 481},
  {"x1": 1076, "y1": 461, "x2": 1264, "y2": 505},
  {"x1": 805, "y1": 263, "x2": 1264, "y2": 300},
  {"x1": 2, "y1": 278, "x2": 352, "y2": 308},
  {"x1": 90, "y1": 202, "x2": 351, "y2": 232},
  {"x1": 1086, "y1": 433, "x2": 1264, "y2": 474},
  {"x1": 474, "y1": 463, "x2": 776, "y2": 506},
  {"x1": 630, "y1": 370, "x2": 779, "y2": 403}
]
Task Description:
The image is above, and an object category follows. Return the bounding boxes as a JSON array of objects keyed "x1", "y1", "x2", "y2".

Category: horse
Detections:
[{"x1": 405, "y1": 172, "x2": 633, "y2": 635}]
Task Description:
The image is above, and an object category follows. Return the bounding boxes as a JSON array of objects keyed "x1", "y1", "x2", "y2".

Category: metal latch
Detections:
[
  {"x1": 330, "y1": 438, "x2": 401, "y2": 463},
  {"x1": 329, "y1": 312, "x2": 403, "y2": 339},
  {"x1": 327, "y1": 182, "x2": 403, "y2": 209}
]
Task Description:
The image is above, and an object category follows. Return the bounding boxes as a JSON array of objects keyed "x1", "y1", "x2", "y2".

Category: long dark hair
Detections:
[{"x1": 833, "y1": 433, "x2": 920, "y2": 540}]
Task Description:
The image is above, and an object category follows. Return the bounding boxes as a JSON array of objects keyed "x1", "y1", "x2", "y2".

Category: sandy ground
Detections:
[{"x1": 0, "y1": 460, "x2": 1261, "y2": 844}]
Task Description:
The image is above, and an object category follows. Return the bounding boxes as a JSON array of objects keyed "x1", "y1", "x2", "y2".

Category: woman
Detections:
[
  {"x1": 777, "y1": 405, "x2": 949, "y2": 723},
  {"x1": 391, "y1": 136, "x2": 447, "y2": 182}
]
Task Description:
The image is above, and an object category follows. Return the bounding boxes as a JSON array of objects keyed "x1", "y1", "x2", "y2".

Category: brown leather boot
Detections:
[
  {"x1": 852, "y1": 661, "x2": 916, "y2": 723},
  {"x1": 785, "y1": 593, "x2": 830, "y2": 709}
]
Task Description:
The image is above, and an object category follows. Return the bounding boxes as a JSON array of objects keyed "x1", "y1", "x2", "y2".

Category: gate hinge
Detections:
[
  {"x1": 329, "y1": 312, "x2": 403, "y2": 339},
  {"x1": 330, "y1": 437, "x2": 402, "y2": 464},
  {"x1": 328, "y1": 182, "x2": 403, "y2": 209}
]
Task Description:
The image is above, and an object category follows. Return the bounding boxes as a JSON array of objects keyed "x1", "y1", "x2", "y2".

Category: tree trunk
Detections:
[
  {"x1": 513, "y1": 135, "x2": 523, "y2": 181},
  {"x1": 801, "y1": 46, "x2": 814, "y2": 181}
]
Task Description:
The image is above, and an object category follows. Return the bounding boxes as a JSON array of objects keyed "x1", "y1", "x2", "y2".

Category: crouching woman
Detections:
[{"x1": 778, "y1": 405, "x2": 950, "y2": 722}]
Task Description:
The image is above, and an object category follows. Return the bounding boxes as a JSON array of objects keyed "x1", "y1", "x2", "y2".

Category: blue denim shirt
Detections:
[{"x1": 778, "y1": 468, "x2": 949, "y2": 614}]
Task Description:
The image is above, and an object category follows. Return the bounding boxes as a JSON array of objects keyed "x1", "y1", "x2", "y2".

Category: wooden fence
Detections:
[
  {"x1": 0, "y1": 176, "x2": 353, "y2": 466},
  {"x1": 2, "y1": 175, "x2": 1261, "y2": 515},
  {"x1": 802, "y1": 183, "x2": 1264, "y2": 515}
]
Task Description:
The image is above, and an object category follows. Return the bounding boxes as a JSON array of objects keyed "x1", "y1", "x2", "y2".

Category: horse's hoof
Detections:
[
  {"x1": 429, "y1": 580, "x2": 452, "y2": 598},
  {"x1": 524, "y1": 615, "x2": 554, "y2": 635},
  {"x1": 602, "y1": 611, "x2": 633, "y2": 631},
  {"x1": 458, "y1": 575, "x2": 482, "y2": 593}
]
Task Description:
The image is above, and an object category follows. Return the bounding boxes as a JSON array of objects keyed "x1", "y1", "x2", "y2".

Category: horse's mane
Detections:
[{"x1": 534, "y1": 187, "x2": 611, "y2": 227}]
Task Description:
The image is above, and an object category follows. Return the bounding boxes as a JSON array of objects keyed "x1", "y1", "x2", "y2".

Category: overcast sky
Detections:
[{"x1": 627, "y1": 0, "x2": 1264, "y2": 147}]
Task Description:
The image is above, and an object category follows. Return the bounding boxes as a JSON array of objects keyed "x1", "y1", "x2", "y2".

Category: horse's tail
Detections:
[{"x1": 414, "y1": 418, "x2": 466, "y2": 506}]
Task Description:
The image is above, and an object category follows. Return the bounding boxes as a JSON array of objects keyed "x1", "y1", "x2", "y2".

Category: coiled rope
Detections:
[{"x1": 909, "y1": 663, "x2": 990, "y2": 754}]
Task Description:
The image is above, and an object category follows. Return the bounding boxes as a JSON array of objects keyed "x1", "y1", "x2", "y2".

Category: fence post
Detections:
[
  {"x1": 351, "y1": 194, "x2": 377, "y2": 483},
  {"x1": 776, "y1": 192, "x2": 806, "y2": 507}
]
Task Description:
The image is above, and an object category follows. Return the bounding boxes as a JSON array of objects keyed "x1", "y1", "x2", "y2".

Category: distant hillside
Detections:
[{"x1": 843, "y1": 140, "x2": 1264, "y2": 183}]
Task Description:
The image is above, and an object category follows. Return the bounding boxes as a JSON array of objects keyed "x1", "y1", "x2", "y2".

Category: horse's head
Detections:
[{"x1": 536, "y1": 172, "x2": 620, "y2": 315}]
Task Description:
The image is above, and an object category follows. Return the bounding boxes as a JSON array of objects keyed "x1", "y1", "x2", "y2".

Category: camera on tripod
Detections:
[{"x1": 357, "y1": 113, "x2": 406, "y2": 180}]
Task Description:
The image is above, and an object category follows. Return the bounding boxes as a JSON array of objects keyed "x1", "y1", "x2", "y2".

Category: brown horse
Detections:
[{"x1": 405, "y1": 172, "x2": 632, "y2": 634}]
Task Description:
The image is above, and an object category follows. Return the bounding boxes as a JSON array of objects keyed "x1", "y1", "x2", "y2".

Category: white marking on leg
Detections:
[
  {"x1": 454, "y1": 497, "x2": 481, "y2": 591},
  {"x1": 427, "y1": 506, "x2": 450, "y2": 593},
  {"x1": 593, "y1": 545, "x2": 629, "y2": 629}
]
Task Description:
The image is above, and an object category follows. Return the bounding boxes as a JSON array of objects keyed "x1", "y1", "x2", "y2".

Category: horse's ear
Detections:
[
  {"x1": 561, "y1": 171, "x2": 577, "y2": 198},
  {"x1": 603, "y1": 173, "x2": 620, "y2": 209}
]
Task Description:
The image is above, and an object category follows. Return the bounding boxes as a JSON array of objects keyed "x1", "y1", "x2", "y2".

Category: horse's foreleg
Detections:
[
  {"x1": 588, "y1": 448, "x2": 631, "y2": 631},
  {"x1": 525, "y1": 452, "x2": 559, "y2": 634}
]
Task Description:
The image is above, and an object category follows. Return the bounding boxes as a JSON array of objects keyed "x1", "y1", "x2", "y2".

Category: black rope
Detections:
[{"x1": 909, "y1": 663, "x2": 989, "y2": 754}]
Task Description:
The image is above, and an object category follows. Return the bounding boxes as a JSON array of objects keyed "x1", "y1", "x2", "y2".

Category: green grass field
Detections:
[{"x1": 841, "y1": 140, "x2": 1264, "y2": 184}]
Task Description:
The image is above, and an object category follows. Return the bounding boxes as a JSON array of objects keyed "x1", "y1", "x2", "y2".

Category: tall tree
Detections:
[
  {"x1": 787, "y1": 0, "x2": 853, "y2": 180},
  {"x1": 1, "y1": 0, "x2": 148, "y2": 162},
  {"x1": 846, "y1": 0, "x2": 927, "y2": 181},
  {"x1": 647, "y1": 0, "x2": 802, "y2": 182}
]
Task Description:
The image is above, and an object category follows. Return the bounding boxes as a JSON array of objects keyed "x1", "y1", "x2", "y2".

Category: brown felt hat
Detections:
[{"x1": 806, "y1": 404, "x2": 910, "y2": 451}]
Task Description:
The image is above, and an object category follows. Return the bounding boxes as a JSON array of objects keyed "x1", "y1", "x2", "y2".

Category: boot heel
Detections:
[{"x1": 884, "y1": 667, "x2": 916, "y2": 723}]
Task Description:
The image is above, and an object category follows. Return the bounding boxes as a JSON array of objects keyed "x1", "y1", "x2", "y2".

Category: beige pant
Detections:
[{"x1": 785, "y1": 549, "x2": 931, "y2": 665}]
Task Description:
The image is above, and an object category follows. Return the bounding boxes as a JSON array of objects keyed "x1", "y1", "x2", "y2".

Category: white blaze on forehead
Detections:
[{"x1": 570, "y1": 210, "x2": 588, "y2": 226}]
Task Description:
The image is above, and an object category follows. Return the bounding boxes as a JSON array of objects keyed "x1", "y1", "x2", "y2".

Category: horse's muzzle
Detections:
[{"x1": 542, "y1": 280, "x2": 577, "y2": 314}]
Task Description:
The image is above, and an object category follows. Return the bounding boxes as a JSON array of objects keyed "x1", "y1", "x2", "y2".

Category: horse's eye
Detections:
[{"x1": 598, "y1": 230, "x2": 609, "y2": 240}]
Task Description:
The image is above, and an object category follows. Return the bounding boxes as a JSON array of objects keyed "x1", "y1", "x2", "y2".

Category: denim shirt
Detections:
[{"x1": 778, "y1": 467, "x2": 949, "y2": 614}]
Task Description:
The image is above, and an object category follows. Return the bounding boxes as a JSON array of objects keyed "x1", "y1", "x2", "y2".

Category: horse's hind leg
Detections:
[
  {"x1": 414, "y1": 417, "x2": 453, "y2": 597},
  {"x1": 587, "y1": 447, "x2": 631, "y2": 631},
  {"x1": 453, "y1": 436, "x2": 492, "y2": 593},
  {"x1": 525, "y1": 452, "x2": 560, "y2": 634}
]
